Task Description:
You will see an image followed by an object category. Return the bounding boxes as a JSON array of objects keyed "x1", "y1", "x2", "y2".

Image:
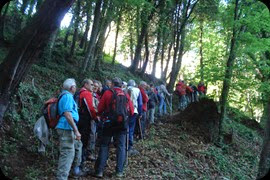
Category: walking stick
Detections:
[
  {"x1": 170, "y1": 95, "x2": 172, "y2": 115},
  {"x1": 138, "y1": 116, "x2": 143, "y2": 141},
  {"x1": 126, "y1": 124, "x2": 129, "y2": 167},
  {"x1": 165, "y1": 97, "x2": 172, "y2": 115}
]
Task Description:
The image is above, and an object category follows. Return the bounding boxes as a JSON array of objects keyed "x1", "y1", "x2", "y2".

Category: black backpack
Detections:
[
  {"x1": 73, "y1": 90, "x2": 92, "y2": 117},
  {"x1": 108, "y1": 89, "x2": 128, "y2": 130}
]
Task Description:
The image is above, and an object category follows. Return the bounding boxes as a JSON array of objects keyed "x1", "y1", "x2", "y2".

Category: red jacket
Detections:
[
  {"x1": 176, "y1": 82, "x2": 186, "y2": 96},
  {"x1": 97, "y1": 87, "x2": 134, "y2": 117},
  {"x1": 198, "y1": 85, "x2": 206, "y2": 94},
  {"x1": 79, "y1": 88, "x2": 97, "y2": 119},
  {"x1": 139, "y1": 86, "x2": 149, "y2": 112},
  {"x1": 186, "y1": 86, "x2": 193, "y2": 93}
]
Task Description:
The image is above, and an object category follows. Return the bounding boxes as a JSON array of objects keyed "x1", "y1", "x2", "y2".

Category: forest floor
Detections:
[{"x1": 0, "y1": 98, "x2": 263, "y2": 180}]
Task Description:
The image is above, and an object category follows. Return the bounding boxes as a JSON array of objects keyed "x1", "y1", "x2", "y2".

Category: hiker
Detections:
[
  {"x1": 55, "y1": 78, "x2": 85, "y2": 179},
  {"x1": 127, "y1": 79, "x2": 143, "y2": 155},
  {"x1": 92, "y1": 80, "x2": 103, "y2": 154},
  {"x1": 84, "y1": 80, "x2": 100, "y2": 161},
  {"x1": 186, "y1": 83, "x2": 193, "y2": 105},
  {"x1": 189, "y1": 83, "x2": 199, "y2": 102},
  {"x1": 147, "y1": 84, "x2": 159, "y2": 126},
  {"x1": 101, "y1": 79, "x2": 112, "y2": 96},
  {"x1": 138, "y1": 81, "x2": 149, "y2": 139},
  {"x1": 157, "y1": 82, "x2": 171, "y2": 117},
  {"x1": 176, "y1": 80, "x2": 188, "y2": 111},
  {"x1": 76, "y1": 79, "x2": 97, "y2": 166},
  {"x1": 122, "y1": 81, "x2": 128, "y2": 93},
  {"x1": 94, "y1": 80, "x2": 102, "y2": 97},
  {"x1": 198, "y1": 81, "x2": 206, "y2": 96},
  {"x1": 94, "y1": 77, "x2": 134, "y2": 178}
]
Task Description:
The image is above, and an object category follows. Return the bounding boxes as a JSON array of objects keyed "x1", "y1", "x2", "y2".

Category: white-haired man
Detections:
[{"x1": 56, "y1": 78, "x2": 85, "y2": 179}]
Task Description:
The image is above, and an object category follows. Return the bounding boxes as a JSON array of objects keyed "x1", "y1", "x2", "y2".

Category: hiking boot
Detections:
[
  {"x1": 128, "y1": 148, "x2": 139, "y2": 156},
  {"x1": 115, "y1": 172, "x2": 124, "y2": 178},
  {"x1": 93, "y1": 171, "x2": 103, "y2": 178},
  {"x1": 88, "y1": 154, "x2": 96, "y2": 161},
  {"x1": 72, "y1": 166, "x2": 87, "y2": 177}
]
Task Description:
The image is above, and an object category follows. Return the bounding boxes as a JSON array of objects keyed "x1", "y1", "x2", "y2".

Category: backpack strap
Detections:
[{"x1": 57, "y1": 92, "x2": 69, "y2": 117}]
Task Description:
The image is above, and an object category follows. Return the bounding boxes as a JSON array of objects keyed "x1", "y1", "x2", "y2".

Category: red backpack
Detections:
[
  {"x1": 108, "y1": 89, "x2": 128, "y2": 130},
  {"x1": 42, "y1": 93, "x2": 67, "y2": 128}
]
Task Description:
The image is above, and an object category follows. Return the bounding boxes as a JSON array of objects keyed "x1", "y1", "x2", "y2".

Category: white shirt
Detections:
[{"x1": 127, "y1": 86, "x2": 141, "y2": 114}]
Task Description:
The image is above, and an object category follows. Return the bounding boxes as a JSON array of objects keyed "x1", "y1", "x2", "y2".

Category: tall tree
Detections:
[
  {"x1": 141, "y1": 30, "x2": 149, "y2": 74},
  {"x1": 69, "y1": 0, "x2": 81, "y2": 58},
  {"x1": 0, "y1": 2, "x2": 9, "y2": 43},
  {"x1": 219, "y1": 0, "x2": 242, "y2": 136},
  {"x1": 112, "y1": 8, "x2": 122, "y2": 65},
  {"x1": 63, "y1": 15, "x2": 74, "y2": 47},
  {"x1": 167, "y1": 0, "x2": 199, "y2": 92},
  {"x1": 82, "y1": 0, "x2": 103, "y2": 72},
  {"x1": 0, "y1": 0, "x2": 75, "y2": 125},
  {"x1": 0, "y1": 0, "x2": 11, "y2": 14},
  {"x1": 257, "y1": 99, "x2": 270, "y2": 179},
  {"x1": 79, "y1": 0, "x2": 93, "y2": 50},
  {"x1": 130, "y1": 0, "x2": 156, "y2": 73}
]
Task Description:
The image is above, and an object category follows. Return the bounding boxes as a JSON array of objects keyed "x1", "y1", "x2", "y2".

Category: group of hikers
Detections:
[{"x1": 52, "y1": 77, "x2": 206, "y2": 179}]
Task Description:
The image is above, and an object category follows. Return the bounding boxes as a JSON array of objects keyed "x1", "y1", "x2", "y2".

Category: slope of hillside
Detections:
[{"x1": 0, "y1": 41, "x2": 263, "y2": 179}]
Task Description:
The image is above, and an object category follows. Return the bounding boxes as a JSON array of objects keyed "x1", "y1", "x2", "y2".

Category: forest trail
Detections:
[
  {"x1": 69, "y1": 99, "x2": 260, "y2": 179},
  {"x1": 0, "y1": 95, "x2": 262, "y2": 179}
]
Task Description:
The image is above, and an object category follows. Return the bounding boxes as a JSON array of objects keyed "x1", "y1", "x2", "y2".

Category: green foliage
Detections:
[{"x1": 25, "y1": 167, "x2": 42, "y2": 180}]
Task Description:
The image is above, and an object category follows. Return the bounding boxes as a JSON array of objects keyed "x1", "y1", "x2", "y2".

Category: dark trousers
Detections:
[
  {"x1": 128, "y1": 114, "x2": 137, "y2": 150},
  {"x1": 77, "y1": 115, "x2": 91, "y2": 163},
  {"x1": 94, "y1": 123, "x2": 127, "y2": 173}
]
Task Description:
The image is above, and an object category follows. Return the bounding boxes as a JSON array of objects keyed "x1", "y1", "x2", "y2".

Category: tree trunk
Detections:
[
  {"x1": 0, "y1": 0, "x2": 75, "y2": 125},
  {"x1": 0, "y1": 2, "x2": 9, "y2": 43},
  {"x1": 199, "y1": 19, "x2": 204, "y2": 82},
  {"x1": 0, "y1": 0, "x2": 11, "y2": 15},
  {"x1": 36, "y1": 0, "x2": 43, "y2": 10},
  {"x1": 130, "y1": 1, "x2": 155, "y2": 73},
  {"x1": 141, "y1": 31, "x2": 149, "y2": 74},
  {"x1": 94, "y1": 19, "x2": 111, "y2": 72},
  {"x1": 79, "y1": 1, "x2": 92, "y2": 50},
  {"x1": 160, "y1": 38, "x2": 166, "y2": 80},
  {"x1": 163, "y1": 42, "x2": 173, "y2": 81},
  {"x1": 168, "y1": 27, "x2": 186, "y2": 92},
  {"x1": 151, "y1": 29, "x2": 161, "y2": 77},
  {"x1": 63, "y1": 15, "x2": 74, "y2": 47},
  {"x1": 69, "y1": 0, "x2": 81, "y2": 58},
  {"x1": 219, "y1": 0, "x2": 240, "y2": 136},
  {"x1": 129, "y1": 22, "x2": 134, "y2": 62},
  {"x1": 257, "y1": 99, "x2": 270, "y2": 179},
  {"x1": 112, "y1": 10, "x2": 122, "y2": 65},
  {"x1": 82, "y1": 0, "x2": 103, "y2": 72},
  {"x1": 40, "y1": 29, "x2": 58, "y2": 64}
]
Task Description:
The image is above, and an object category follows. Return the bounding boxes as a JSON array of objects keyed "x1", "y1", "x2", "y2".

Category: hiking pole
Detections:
[
  {"x1": 126, "y1": 125, "x2": 129, "y2": 167},
  {"x1": 170, "y1": 95, "x2": 172, "y2": 115},
  {"x1": 138, "y1": 116, "x2": 143, "y2": 141},
  {"x1": 165, "y1": 97, "x2": 171, "y2": 114}
]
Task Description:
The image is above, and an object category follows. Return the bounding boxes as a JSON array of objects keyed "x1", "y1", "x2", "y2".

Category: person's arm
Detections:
[
  {"x1": 162, "y1": 85, "x2": 171, "y2": 96},
  {"x1": 81, "y1": 91, "x2": 97, "y2": 119},
  {"x1": 97, "y1": 90, "x2": 110, "y2": 115},
  {"x1": 137, "y1": 92, "x2": 143, "y2": 116},
  {"x1": 64, "y1": 111, "x2": 81, "y2": 140}
]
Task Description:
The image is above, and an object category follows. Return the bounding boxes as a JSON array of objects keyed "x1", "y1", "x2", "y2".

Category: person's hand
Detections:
[
  {"x1": 74, "y1": 130, "x2": 81, "y2": 140},
  {"x1": 96, "y1": 116, "x2": 101, "y2": 122}
]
